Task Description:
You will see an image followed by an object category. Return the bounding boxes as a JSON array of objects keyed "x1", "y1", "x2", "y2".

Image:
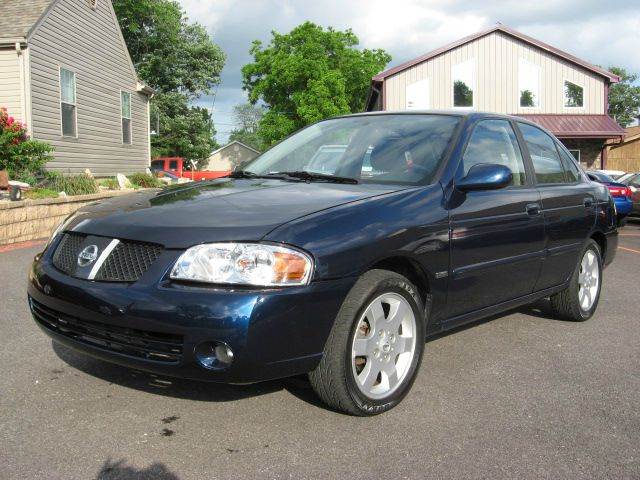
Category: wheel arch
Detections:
[{"x1": 366, "y1": 255, "x2": 432, "y2": 308}]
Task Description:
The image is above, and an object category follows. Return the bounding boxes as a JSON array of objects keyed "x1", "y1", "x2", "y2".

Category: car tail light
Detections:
[{"x1": 608, "y1": 186, "x2": 631, "y2": 198}]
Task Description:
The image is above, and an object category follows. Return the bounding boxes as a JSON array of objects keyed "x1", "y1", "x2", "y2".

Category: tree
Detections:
[
  {"x1": 607, "y1": 66, "x2": 640, "y2": 127},
  {"x1": 150, "y1": 93, "x2": 218, "y2": 168},
  {"x1": 228, "y1": 103, "x2": 265, "y2": 151},
  {"x1": 520, "y1": 89, "x2": 535, "y2": 107},
  {"x1": 242, "y1": 22, "x2": 391, "y2": 145},
  {"x1": 564, "y1": 81, "x2": 583, "y2": 108},
  {"x1": 113, "y1": 0, "x2": 225, "y2": 161}
]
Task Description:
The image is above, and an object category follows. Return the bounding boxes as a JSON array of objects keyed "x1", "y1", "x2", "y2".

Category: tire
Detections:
[
  {"x1": 309, "y1": 269, "x2": 425, "y2": 416},
  {"x1": 550, "y1": 239, "x2": 602, "y2": 322},
  {"x1": 10, "y1": 186, "x2": 22, "y2": 201}
]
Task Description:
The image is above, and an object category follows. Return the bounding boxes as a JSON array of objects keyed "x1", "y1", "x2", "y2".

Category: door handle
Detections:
[
  {"x1": 526, "y1": 203, "x2": 541, "y2": 216},
  {"x1": 584, "y1": 197, "x2": 594, "y2": 208}
]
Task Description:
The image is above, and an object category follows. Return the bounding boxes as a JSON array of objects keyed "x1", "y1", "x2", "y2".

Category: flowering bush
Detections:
[{"x1": 0, "y1": 107, "x2": 53, "y2": 183}]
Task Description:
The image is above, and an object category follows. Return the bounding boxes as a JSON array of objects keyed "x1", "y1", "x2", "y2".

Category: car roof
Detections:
[{"x1": 336, "y1": 110, "x2": 558, "y2": 138}]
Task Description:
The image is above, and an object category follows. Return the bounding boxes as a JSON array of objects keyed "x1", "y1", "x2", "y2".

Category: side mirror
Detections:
[{"x1": 457, "y1": 163, "x2": 513, "y2": 192}]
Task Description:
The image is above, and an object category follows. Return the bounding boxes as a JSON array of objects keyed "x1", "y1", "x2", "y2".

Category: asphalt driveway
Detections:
[{"x1": 1, "y1": 222, "x2": 639, "y2": 479}]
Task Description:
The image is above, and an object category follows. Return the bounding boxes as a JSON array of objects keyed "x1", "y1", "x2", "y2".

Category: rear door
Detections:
[
  {"x1": 447, "y1": 119, "x2": 545, "y2": 318},
  {"x1": 516, "y1": 122, "x2": 596, "y2": 291}
]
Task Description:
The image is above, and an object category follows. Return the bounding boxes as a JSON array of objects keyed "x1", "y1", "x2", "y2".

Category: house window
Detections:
[
  {"x1": 518, "y1": 58, "x2": 540, "y2": 108},
  {"x1": 121, "y1": 91, "x2": 132, "y2": 144},
  {"x1": 568, "y1": 149, "x2": 580, "y2": 162},
  {"x1": 564, "y1": 80, "x2": 584, "y2": 108},
  {"x1": 59, "y1": 68, "x2": 77, "y2": 137},
  {"x1": 452, "y1": 59, "x2": 475, "y2": 108},
  {"x1": 406, "y1": 79, "x2": 429, "y2": 109},
  {"x1": 88, "y1": 0, "x2": 98, "y2": 9}
]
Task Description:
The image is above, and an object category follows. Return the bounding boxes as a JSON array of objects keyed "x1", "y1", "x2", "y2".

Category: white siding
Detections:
[
  {"x1": 384, "y1": 31, "x2": 606, "y2": 114},
  {"x1": 0, "y1": 48, "x2": 24, "y2": 122},
  {"x1": 28, "y1": 0, "x2": 150, "y2": 175}
]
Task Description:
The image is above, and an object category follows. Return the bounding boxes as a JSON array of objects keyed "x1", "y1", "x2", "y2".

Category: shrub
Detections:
[
  {"x1": 99, "y1": 177, "x2": 120, "y2": 190},
  {"x1": 43, "y1": 171, "x2": 98, "y2": 196},
  {"x1": 128, "y1": 172, "x2": 163, "y2": 188},
  {"x1": 0, "y1": 107, "x2": 53, "y2": 182},
  {"x1": 24, "y1": 188, "x2": 59, "y2": 200}
]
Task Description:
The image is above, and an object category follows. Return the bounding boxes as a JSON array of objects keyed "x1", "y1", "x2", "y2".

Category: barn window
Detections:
[
  {"x1": 519, "y1": 58, "x2": 540, "y2": 108},
  {"x1": 564, "y1": 80, "x2": 584, "y2": 108},
  {"x1": 405, "y1": 79, "x2": 429, "y2": 109},
  {"x1": 452, "y1": 59, "x2": 475, "y2": 108},
  {"x1": 121, "y1": 91, "x2": 132, "y2": 144},
  {"x1": 59, "y1": 68, "x2": 77, "y2": 137}
]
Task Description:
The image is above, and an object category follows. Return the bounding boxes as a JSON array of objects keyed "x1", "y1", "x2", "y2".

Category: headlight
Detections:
[{"x1": 170, "y1": 243, "x2": 313, "y2": 286}]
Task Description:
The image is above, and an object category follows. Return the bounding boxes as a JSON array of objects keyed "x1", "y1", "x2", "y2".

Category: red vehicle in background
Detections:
[{"x1": 150, "y1": 157, "x2": 230, "y2": 181}]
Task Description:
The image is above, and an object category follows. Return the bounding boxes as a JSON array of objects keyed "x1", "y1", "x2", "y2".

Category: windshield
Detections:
[{"x1": 245, "y1": 114, "x2": 461, "y2": 185}]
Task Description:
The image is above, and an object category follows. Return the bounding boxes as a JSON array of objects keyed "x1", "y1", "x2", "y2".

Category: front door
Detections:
[{"x1": 447, "y1": 119, "x2": 545, "y2": 318}]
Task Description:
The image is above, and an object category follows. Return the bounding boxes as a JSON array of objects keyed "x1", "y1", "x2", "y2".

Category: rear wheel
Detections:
[
  {"x1": 550, "y1": 240, "x2": 602, "y2": 322},
  {"x1": 309, "y1": 269, "x2": 425, "y2": 415}
]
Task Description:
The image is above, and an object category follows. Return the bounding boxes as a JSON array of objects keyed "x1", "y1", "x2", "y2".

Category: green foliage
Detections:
[
  {"x1": 228, "y1": 103, "x2": 265, "y2": 151},
  {"x1": 453, "y1": 81, "x2": 473, "y2": 107},
  {"x1": 112, "y1": 0, "x2": 225, "y2": 98},
  {"x1": 607, "y1": 66, "x2": 640, "y2": 127},
  {"x1": 127, "y1": 172, "x2": 164, "y2": 188},
  {"x1": 0, "y1": 107, "x2": 53, "y2": 182},
  {"x1": 242, "y1": 22, "x2": 391, "y2": 145},
  {"x1": 520, "y1": 89, "x2": 535, "y2": 107},
  {"x1": 98, "y1": 177, "x2": 120, "y2": 190},
  {"x1": 25, "y1": 188, "x2": 59, "y2": 200},
  {"x1": 113, "y1": 0, "x2": 225, "y2": 161},
  {"x1": 44, "y1": 172, "x2": 98, "y2": 196},
  {"x1": 151, "y1": 92, "x2": 218, "y2": 165}
]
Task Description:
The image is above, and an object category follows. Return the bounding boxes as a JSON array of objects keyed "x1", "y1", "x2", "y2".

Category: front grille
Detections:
[
  {"x1": 29, "y1": 297, "x2": 183, "y2": 363},
  {"x1": 94, "y1": 241, "x2": 163, "y2": 282},
  {"x1": 52, "y1": 233, "x2": 163, "y2": 282},
  {"x1": 52, "y1": 232, "x2": 85, "y2": 274}
]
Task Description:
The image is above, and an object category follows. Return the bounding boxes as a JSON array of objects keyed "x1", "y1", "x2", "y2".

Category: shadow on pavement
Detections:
[
  {"x1": 52, "y1": 341, "x2": 328, "y2": 409},
  {"x1": 96, "y1": 458, "x2": 180, "y2": 480}
]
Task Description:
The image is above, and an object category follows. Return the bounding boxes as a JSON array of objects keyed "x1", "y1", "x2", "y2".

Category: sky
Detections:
[{"x1": 178, "y1": 0, "x2": 640, "y2": 143}]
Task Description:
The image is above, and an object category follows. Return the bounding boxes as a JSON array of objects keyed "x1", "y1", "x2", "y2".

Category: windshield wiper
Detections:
[{"x1": 274, "y1": 171, "x2": 359, "y2": 184}]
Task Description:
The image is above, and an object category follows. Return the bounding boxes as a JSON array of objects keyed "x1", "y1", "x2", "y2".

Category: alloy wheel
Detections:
[{"x1": 351, "y1": 292, "x2": 417, "y2": 399}]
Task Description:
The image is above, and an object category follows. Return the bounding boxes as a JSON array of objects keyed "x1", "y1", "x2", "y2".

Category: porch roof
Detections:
[{"x1": 516, "y1": 114, "x2": 625, "y2": 139}]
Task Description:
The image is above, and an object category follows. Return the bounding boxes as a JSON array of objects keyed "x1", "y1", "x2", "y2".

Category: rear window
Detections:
[{"x1": 518, "y1": 123, "x2": 566, "y2": 184}]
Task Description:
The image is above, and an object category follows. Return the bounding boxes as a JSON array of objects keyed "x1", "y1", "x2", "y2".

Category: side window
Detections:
[
  {"x1": 169, "y1": 160, "x2": 178, "y2": 170},
  {"x1": 558, "y1": 146, "x2": 582, "y2": 183},
  {"x1": 518, "y1": 123, "x2": 566, "y2": 184},
  {"x1": 462, "y1": 119, "x2": 527, "y2": 186}
]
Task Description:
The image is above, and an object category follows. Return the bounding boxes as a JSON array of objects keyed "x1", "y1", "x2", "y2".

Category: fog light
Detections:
[{"x1": 194, "y1": 341, "x2": 234, "y2": 370}]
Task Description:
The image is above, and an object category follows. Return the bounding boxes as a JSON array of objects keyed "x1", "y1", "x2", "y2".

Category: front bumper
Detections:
[{"x1": 28, "y1": 248, "x2": 356, "y2": 384}]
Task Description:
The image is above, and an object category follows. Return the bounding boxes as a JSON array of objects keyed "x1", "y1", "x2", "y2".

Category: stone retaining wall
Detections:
[{"x1": 0, "y1": 191, "x2": 131, "y2": 245}]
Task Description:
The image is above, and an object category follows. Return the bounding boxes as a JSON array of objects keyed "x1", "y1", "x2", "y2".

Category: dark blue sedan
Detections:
[{"x1": 28, "y1": 112, "x2": 618, "y2": 415}]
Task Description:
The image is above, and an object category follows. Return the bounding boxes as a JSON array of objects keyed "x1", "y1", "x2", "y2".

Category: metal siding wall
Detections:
[
  {"x1": 0, "y1": 48, "x2": 24, "y2": 122},
  {"x1": 384, "y1": 32, "x2": 606, "y2": 115},
  {"x1": 28, "y1": 0, "x2": 149, "y2": 175}
]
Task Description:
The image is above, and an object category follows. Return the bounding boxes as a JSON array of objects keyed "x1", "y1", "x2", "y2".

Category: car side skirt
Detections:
[{"x1": 434, "y1": 282, "x2": 570, "y2": 334}]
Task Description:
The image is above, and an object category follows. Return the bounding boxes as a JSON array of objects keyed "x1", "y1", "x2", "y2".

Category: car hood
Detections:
[{"x1": 66, "y1": 178, "x2": 402, "y2": 248}]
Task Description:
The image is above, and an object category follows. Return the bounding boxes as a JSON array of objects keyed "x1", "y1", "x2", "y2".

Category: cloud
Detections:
[{"x1": 179, "y1": 0, "x2": 640, "y2": 142}]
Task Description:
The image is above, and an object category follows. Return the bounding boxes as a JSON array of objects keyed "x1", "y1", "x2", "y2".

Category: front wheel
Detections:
[
  {"x1": 550, "y1": 240, "x2": 602, "y2": 322},
  {"x1": 309, "y1": 269, "x2": 425, "y2": 415}
]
